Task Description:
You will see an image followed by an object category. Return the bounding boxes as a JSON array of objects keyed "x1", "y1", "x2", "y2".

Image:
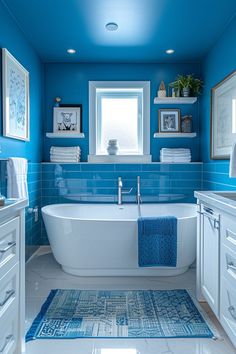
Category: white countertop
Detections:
[
  {"x1": 195, "y1": 190, "x2": 236, "y2": 216},
  {"x1": 0, "y1": 198, "x2": 29, "y2": 220}
]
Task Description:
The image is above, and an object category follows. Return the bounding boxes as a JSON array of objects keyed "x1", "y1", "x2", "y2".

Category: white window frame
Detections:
[{"x1": 89, "y1": 81, "x2": 151, "y2": 163}]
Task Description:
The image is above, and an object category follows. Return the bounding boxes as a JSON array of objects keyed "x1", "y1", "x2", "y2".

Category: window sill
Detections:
[{"x1": 88, "y1": 155, "x2": 152, "y2": 163}]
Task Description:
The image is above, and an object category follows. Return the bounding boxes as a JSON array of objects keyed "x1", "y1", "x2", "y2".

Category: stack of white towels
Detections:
[
  {"x1": 160, "y1": 148, "x2": 191, "y2": 163},
  {"x1": 50, "y1": 146, "x2": 81, "y2": 163}
]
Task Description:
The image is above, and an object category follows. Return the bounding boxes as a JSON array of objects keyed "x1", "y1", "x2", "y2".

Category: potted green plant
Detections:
[{"x1": 170, "y1": 74, "x2": 203, "y2": 97}]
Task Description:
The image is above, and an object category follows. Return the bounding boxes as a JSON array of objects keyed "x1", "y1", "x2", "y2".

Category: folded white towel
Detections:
[
  {"x1": 50, "y1": 155, "x2": 80, "y2": 161},
  {"x1": 160, "y1": 148, "x2": 191, "y2": 163},
  {"x1": 161, "y1": 148, "x2": 191, "y2": 152},
  {"x1": 50, "y1": 146, "x2": 81, "y2": 163},
  {"x1": 161, "y1": 156, "x2": 191, "y2": 160},
  {"x1": 7, "y1": 157, "x2": 29, "y2": 199},
  {"x1": 50, "y1": 150, "x2": 81, "y2": 154},
  {"x1": 50, "y1": 157, "x2": 80, "y2": 163},
  {"x1": 50, "y1": 160, "x2": 79, "y2": 163},
  {"x1": 161, "y1": 153, "x2": 191, "y2": 157},
  {"x1": 230, "y1": 142, "x2": 236, "y2": 178},
  {"x1": 161, "y1": 157, "x2": 191, "y2": 161},
  {"x1": 160, "y1": 156, "x2": 191, "y2": 162},
  {"x1": 50, "y1": 152, "x2": 81, "y2": 158},
  {"x1": 50, "y1": 146, "x2": 81, "y2": 153},
  {"x1": 160, "y1": 159, "x2": 191, "y2": 163},
  {"x1": 161, "y1": 150, "x2": 191, "y2": 155}
]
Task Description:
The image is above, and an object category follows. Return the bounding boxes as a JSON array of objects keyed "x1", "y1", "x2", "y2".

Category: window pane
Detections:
[{"x1": 98, "y1": 96, "x2": 140, "y2": 154}]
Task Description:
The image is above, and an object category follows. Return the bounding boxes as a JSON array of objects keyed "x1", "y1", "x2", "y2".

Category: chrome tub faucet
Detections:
[
  {"x1": 137, "y1": 176, "x2": 142, "y2": 205},
  {"x1": 117, "y1": 177, "x2": 133, "y2": 205}
]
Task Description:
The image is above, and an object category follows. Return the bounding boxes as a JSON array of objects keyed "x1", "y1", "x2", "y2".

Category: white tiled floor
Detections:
[{"x1": 25, "y1": 247, "x2": 236, "y2": 354}]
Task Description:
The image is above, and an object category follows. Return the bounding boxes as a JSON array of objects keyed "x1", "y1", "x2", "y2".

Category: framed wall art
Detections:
[
  {"x1": 211, "y1": 70, "x2": 236, "y2": 159},
  {"x1": 53, "y1": 105, "x2": 82, "y2": 134},
  {"x1": 158, "y1": 109, "x2": 180, "y2": 133},
  {"x1": 2, "y1": 48, "x2": 30, "y2": 141}
]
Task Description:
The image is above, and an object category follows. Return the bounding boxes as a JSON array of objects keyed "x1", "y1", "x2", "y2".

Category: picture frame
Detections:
[
  {"x1": 211, "y1": 70, "x2": 236, "y2": 160},
  {"x1": 158, "y1": 109, "x2": 180, "y2": 133},
  {"x1": 53, "y1": 105, "x2": 82, "y2": 134},
  {"x1": 2, "y1": 48, "x2": 30, "y2": 141}
]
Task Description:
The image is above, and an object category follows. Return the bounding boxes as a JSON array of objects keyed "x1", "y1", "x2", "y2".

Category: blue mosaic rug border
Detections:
[
  {"x1": 26, "y1": 290, "x2": 57, "y2": 342},
  {"x1": 26, "y1": 289, "x2": 214, "y2": 341}
]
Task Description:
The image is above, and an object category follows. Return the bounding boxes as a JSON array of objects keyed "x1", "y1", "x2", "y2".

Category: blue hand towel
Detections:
[{"x1": 138, "y1": 216, "x2": 177, "y2": 267}]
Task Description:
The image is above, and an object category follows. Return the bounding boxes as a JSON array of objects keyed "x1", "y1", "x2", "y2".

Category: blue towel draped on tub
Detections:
[{"x1": 138, "y1": 216, "x2": 177, "y2": 267}]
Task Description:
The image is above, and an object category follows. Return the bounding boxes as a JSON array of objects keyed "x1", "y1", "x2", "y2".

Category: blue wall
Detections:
[
  {"x1": 44, "y1": 62, "x2": 201, "y2": 162},
  {"x1": 0, "y1": 2, "x2": 43, "y2": 260},
  {"x1": 200, "y1": 15, "x2": 236, "y2": 189},
  {"x1": 0, "y1": 1, "x2": 43, "y2": 162}
]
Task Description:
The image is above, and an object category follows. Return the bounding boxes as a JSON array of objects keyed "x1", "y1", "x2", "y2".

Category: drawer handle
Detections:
[
  {"x1": 0, "y1": 290, "x2": 15, "y2": 307},
  {"x1": 228, "y1": 262, "x2": 236, "y2": 271},
  {"x1": 0, "y1": 242, "x2": 16, "y2": 254},
  {"x1": 203, "y1": 212, "x2": 220, "y2": 229},
  {"x1": 0, "y1": 335, "x2": 13, "y2": 353},
  {"x1": 203, "y1": 206, "x2": 214, "y2": 214},
  {"x1": 228, "y1": 305, "x2": 236, "y2": 321},
  {"x1": 213, "y1": 219, "x2": 220, "y2": 229}
]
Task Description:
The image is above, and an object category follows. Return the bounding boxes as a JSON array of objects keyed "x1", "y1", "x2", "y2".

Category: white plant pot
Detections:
[{"x1": 182, "y1": 87, "x2": 190, "y2": 97}]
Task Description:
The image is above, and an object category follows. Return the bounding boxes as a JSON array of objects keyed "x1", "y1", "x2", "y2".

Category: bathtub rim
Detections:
[{"x1": 41, "y1": 203, "x2": 197, "y2": 222}]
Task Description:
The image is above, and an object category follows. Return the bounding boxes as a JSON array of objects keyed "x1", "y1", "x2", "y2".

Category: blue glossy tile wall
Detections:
[
  {"x1": 25, "y1": 163, "x2": 42, "y2": 260},
  {"x1": 203, "y1": 163, "x2": 236, "y2": 190},
  {"x1": 41, "y1": 162, "x2": 203, "y2": 244}
]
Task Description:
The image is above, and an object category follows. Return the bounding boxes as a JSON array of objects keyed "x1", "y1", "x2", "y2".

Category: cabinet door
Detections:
[{"x1": 201, "y1": 207, "x2": 220, "y2": 317}]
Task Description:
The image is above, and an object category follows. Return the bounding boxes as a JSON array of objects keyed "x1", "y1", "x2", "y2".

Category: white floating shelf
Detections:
[
  {"x1": 154, "y1": 97, "x2": 197, "y2": 104},
  {"x1": 46, "y1": 132, "x2": 85, "y2": 138},
  {"x1": 154, "y1": 132, "x2": 197, "y2": 138}
]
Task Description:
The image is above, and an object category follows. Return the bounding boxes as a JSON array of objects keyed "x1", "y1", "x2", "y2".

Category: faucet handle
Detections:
[{"x1": 122, "y1": 187, "x2": 133, "y2": 194}]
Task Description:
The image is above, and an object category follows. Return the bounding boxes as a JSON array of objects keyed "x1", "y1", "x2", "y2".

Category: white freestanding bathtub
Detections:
[{"x1": 42, "y1": 203, "x2": 197, "y2": 276}]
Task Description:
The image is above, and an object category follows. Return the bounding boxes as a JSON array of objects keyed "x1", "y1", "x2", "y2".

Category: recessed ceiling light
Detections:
[
  {"x1": 67, "y1": 49, "x2": 76, "y2": 54},
  {"x1": 166, "y1": 49, "x2": 175, "y2": 54},
  {"x1": 105, "y1": 22, "x2": 118, "y2": 31}
]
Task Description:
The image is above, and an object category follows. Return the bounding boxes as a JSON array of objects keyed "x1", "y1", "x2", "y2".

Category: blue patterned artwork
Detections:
[
  {"x1": 2, "y1": 48, "x2": 29, "y2": 141},
  {"x1": 26, "y1": 289, "x2": 213, "y2": 341}
]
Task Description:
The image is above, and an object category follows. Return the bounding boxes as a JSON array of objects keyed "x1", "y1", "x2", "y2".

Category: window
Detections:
[{"x1": 89, "y1": 81, "x2": 151, "y2": 162}]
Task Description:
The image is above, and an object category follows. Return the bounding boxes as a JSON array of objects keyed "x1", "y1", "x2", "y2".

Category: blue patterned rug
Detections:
[{"x1": 26, "y1": 289, "x2": 214, "y2": 341}]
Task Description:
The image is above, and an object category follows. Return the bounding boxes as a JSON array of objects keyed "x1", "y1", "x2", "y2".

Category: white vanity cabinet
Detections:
[
  {"x1": 220, "y1": 211, "x2": 236, "y2": 347},
  {"x1": 0, "y1": 199, "x2": 28, "y2": 354},
  {"x1": 198, "y1": 204, "x2": 220, "y2": 317},
  {"x1": 195, "y1": 191, "x2": 236, "y2": 348}
]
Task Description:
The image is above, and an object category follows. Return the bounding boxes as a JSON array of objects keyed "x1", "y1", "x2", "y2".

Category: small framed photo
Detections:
[
  {"x1": 158, "y1": 109, "x2": 180, "y2": 133},
  {"x1": 53, "y1": 105, "x2": 82, "y2": 134}
]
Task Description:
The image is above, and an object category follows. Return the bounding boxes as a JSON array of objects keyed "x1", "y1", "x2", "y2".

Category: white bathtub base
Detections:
[
  {"x1": 42, "y1": 203, "x2": 197, "y2": 277},
  {"x1": 62, "y1": 265, "x2": 189, "y2": 277}
]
